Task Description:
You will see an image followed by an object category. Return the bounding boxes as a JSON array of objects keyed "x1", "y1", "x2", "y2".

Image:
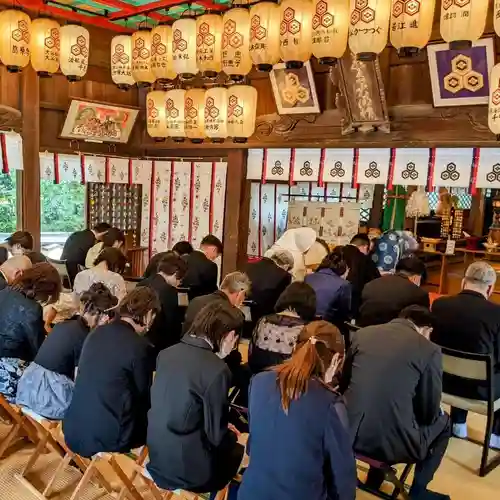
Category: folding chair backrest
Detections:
[
  {"x1": 442, "y1": 348, "x2": 490, "y2": 382},
  {"x1": 177, "y1": 287, "x2": 189, "y2": 307},
  {"x1": 126, "y1": 280, "x2": 137, "y2": 293},
  {"x1": 47, "y1": 258, "x2": 72, "y2": 290}
]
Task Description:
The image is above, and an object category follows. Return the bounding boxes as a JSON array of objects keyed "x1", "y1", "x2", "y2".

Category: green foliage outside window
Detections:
[{"x1": 0, "y1": 174, "x2": 86, "y2": 233}]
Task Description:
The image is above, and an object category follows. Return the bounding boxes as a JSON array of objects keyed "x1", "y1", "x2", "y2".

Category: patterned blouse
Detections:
[{"x1": 73, "y1": 268, "x2": 126, "y2": 302}]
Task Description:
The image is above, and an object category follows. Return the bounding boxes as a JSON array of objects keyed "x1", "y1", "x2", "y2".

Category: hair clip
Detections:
[{"x1": 309, "y1": 336, "x2": 317, "y2": 345}]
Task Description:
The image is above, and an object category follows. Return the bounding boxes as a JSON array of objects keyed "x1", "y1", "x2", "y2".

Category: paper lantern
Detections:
[
  {"x1": 227, "y1": 85, "x2": 257, "y2": 143},
  {"x1": 495, "y1": 2, "x2": 500, "y2": 38},
  {"x1": 172, "y1": 19, "x2": 198, "y2": 79},
  {"x1": 165, "y1": 89, "x2": 186, "y2": 142},
  {"x1": 185, "y1": 89, "x2": 206, "y2": 143},
  {"x1": 311, "y1": 0, "x2": 349, "y2": 65},
  {"x1": 30, "y1": 17, "x2": 60, "y2": 77},
  {"x1": 147, "y1": 91, "x2": 168, "y2": 141},
  {"x1": 440, "y1": 0, "x2": 488, "y2": 50},
  {"x1": 196, "y1": 14, "x2": 223, "y2": 78},
  {"x1": 151, "y1": 24, "x2": 176, "y2": 83},
  {"x1": 222, "y1": 8, "x2": 252, "y2": 81},
  {"x1": 60, "y1": 24, "x2": 89, "y2": 81},
  {"x1": 249, "y1": 2, "x2": 281, "y2": 72},
  {"x1": 111, "y1": 35, "x2": 134, "y2": 90},
  {"x1": 0, "y1": 9, "x2": 31, "y2": 72},
  {"x1": 279, "y1": 0, "x2": 313, "y2": 69},
  {"x1": 348, "y1": 0, "x2": 391, "y2": 61},
  {"x1": 131, "y1": 29, "x2": 154, "y2": 86},
  {"x1": 390, "y1": 0, "x2": 435, "y2": 56},
  {"x1": 205, "y1": 87, "x2": 228, "y2": 143},
  {"x1": 488, "y1": 64, "x2": 500, "y2": 139}
]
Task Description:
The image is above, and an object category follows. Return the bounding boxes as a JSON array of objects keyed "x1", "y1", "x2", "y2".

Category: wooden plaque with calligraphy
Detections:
[{"x1": 336, "y1": 52, "x2": 390, "y2": 135}]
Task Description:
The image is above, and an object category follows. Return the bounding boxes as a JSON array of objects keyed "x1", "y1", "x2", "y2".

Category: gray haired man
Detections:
[{"x1": 432, "y1": 261, "x2": 500, "y2": 447}]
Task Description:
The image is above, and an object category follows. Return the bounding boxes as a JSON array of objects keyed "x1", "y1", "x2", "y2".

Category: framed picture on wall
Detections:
[
  {"x1": 270, "y1": 61, "x2": 321, "y2": 115},
  {"x1": 427, "y1": 38, "x2": 495, "y2": 107},
  {"x1": 61, "y1": 100, "x2": 139, "y2": 143}
]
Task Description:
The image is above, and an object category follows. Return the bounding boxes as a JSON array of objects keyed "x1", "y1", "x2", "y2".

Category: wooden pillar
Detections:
[
  {"x1": 21, "y1": 67, "x2": 41, "y2": 250},
  {"x1": 222, "y1": 149, "x2": 248, "y2": 276},
  {"x1": 368, "y1": 185, "x2": 385, "y2": 228},
  {"x1": 468, "y1": 189, "x2": 485, "y2": 236}
]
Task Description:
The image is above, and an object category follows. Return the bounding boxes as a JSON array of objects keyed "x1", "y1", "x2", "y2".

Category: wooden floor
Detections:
[{"x1": 1, "y1": 261, "x2": 499, "y2": 499}]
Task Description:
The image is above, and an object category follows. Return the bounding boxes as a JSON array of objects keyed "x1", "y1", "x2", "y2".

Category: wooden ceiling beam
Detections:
[{"x1": 109, "y1": 0, "x2": 194, "y2": 20}]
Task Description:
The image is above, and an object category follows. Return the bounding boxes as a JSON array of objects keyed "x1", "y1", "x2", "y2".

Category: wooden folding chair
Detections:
[{"x1": 0, "y1": 394, "x2": 38, "y2": 457}]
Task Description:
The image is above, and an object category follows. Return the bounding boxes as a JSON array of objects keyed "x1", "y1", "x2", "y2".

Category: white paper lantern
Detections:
[
  {"x1": 172, "y1": 19, "x2": 198, "y2": 79},
  {"x1": 60, "y1": 24, "x2": 89, "y2": 81},
  {"x1": 440, "y1": 0, "x2": 488, "y2": 50},
  {"x1": 348, "y1": 0, "x2": 391, "y2": 61},
  {"x1": 111, "y1": 35, "x2": 134, "y2": 90},
  {"x1": 0, "y1": 9, "x2": 31, "y2": 72},
  {"x1": 312, "y1": 0, "x2": 349, "y2": 64},
  {"x1": 196, "y1": 14, "x2": 223, "y2": 78},
  {"x1": 30, "y1": 17, "x2": 59, "y2": 77},
  {"x1": 132, "y1": 29, "x2": 155, "y2": 86},
  {"x1": 390, "y1": 0, "x2": 436, "y2": 56},
  {"x1": 147, "y1": 90, "x2": 168, "y2": 140},
  {"x1": 489, "y1": 63, "x2": 500, "y2": 138},
  {"x1": 222, "y1": 8, "x2": 253, "y2": 80},
  {"x1": 279, "y1": 0, "x2": 313, "y2": 69},
  {"x1": 205, "y1": 87, "x2": 228, "y2": 143},
  {"x1": 151, "y1": 24, "x2": 176, "y2": 82},
  {"x1": 185, "y1": 88, "x2": 206, "y2": 143},
  {"x1": 227, "y1": 84, "x2": 257, "y2": 143},
  {"x1": 249, "y1": 2, "x2": 281, "y2": 72},
  {"x1": 165, "y1": 89, "x2": 186, "y2": 142}
]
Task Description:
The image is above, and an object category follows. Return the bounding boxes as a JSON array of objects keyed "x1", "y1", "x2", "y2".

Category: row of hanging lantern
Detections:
[
  {"x1": 113, "y1": 0, "x2": 493, "y2": 91},
  {"x1": 0, "y1": 9, "x2": 90, "y2": 81},
  {"x1": 146, "y1": 84, "x2": 258, "y2": 143}
]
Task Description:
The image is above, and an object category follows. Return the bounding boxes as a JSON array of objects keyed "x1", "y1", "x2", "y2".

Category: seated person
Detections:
[
  {"x1": 341, "y1": 306, "x2": 450, "y2": 500},
  {"x1": 0, "y1": 263, "x2": 61, "y2": 402},
  {"x1": 264, "y1": 227, "x2": 317, "y2": 282},
  {"x1": 85, "y1": 227, "x2": 125, "y2": 269},
  {"x1": 147, "y1": 302, "x2": 245, "y2": 493},
  {"x1": 245, "y1": 249, "x2": 293, "y2": 326},
  {"x1": 1, "y1": 231, "x2": 34, "y2": 257},
  {"x1": 239, "y1": 321, "x2": 356, "y2": 500},
  {"x1": 342, "y1": 233, "x2": 380, "y2": 316},
  {"x1": 25, "y1": 251, "x2": 47, "y2": 264},
  {"x1": 432, "y1": 261, "x2": 500, "y2": 446},
  {"x1": 0, "y1": 255, "x2": 32, "y2": 291},
  {"x1": 249, "y1": 282, "x2": 316, "y2": 374},
  {"x1": 16, "y1": 283, "x2": 117, "y2": 419},
  {"x1": 143, "y1": 241, "x2": 193, "y2": 279},
  {"x1": 305, "y1": 247, "x2": 351, "y2": 325},
  {"x1": 371, "y1": 229, "x2": 419, "y2": 274},
  {"x1": 182, "y1": 235, "x2": 222, "y2": 300},
  {"x1": 73, "y1": 247, "x2": 127, "y2": 302},
  {"x1": 63, "y1": 287, "x2": 160, "y2": 458},
  {"x1": 139, "y1": 253, "x2": 188, "y2": 356},
  {"x1": 358, "y1": 256, "x2": 429, "y2": 327},
  {"x1": 61, "y1": 222, "x2": 111, "y2": 282},
  {"x1": 183, "y1": 271, "x2": 251, "y2": 333}
]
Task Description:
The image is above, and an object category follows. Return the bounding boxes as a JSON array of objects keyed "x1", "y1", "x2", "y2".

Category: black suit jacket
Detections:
[
  {"x1": 342, "y1": 245, "x2": 380, "y2": 317},
  {"x1": 432, "y1": 290, "x2": 500, "y2": 399},
  {"x1": 147, "y1": 335, "x2": 237, "y2": 491},
  {"x1": 245, "y1": 258, "x2": 291, "y2": 323},
  {"x1": 182, "y1": 251, "x2": 218, "y2": 300},
  {"x1": 358, "y1": 274, "x2": 430, "y2": 327},
  {"x1": 139, "y1": 274, "x2": 185, "y2": 356},
  {"x1": 183, "y1": 290, "x2": 231, "y2": 334},
  {"x1": 0, "y1": 272, "x2": 7, "y2": 291},
  {"x1": 63, "y1": 320, "x2": 155, "y2": 458},
  {"x1": 61, "y1": 229, "x2": 96, "y2": 282},
  {"x1": 341, "y1": 319, "x2": 443, "y2": 463}
]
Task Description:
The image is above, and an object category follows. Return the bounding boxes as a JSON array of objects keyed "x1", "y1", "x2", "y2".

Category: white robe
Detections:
[{"x1": 265, "y1": 228, "x2": 317, "y2": 282}]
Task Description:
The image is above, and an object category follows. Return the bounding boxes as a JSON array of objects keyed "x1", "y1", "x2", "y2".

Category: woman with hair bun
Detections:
[
  {"x1": 16, "y1": 283, "x2": 118, "y2": 419},
  {"x1": 238, "y1": 321, "x2": 356, "y2": 500},
  {"x1": 0, "y1": 262, "x2": 62, "y2": 402},
  {"x1": 305, "y1": 246, "x2": 352, "y2": 326},
  {"x1": 63, "y1": 287, "x2": 160, "y2": 458}
]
